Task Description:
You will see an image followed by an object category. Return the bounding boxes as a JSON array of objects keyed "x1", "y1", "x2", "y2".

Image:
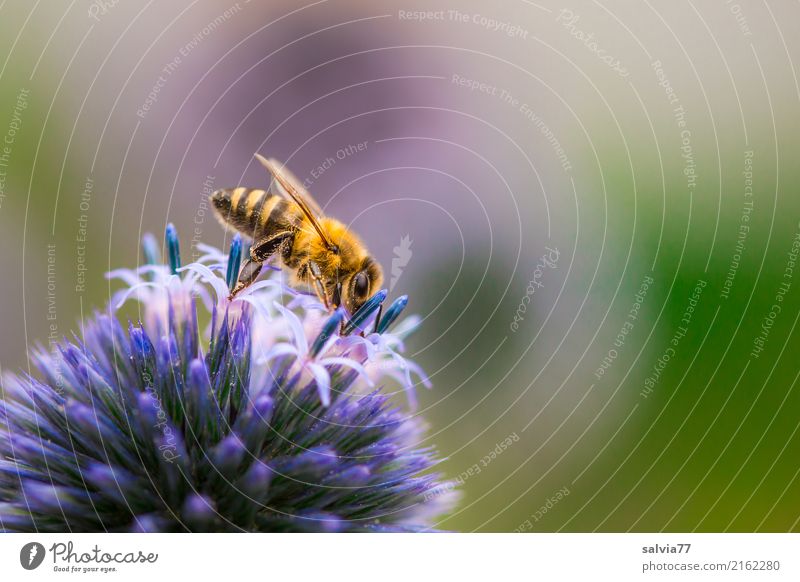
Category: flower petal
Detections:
[
  {"x1": 306, "y1": 362, "x2": 331, "y2": 406},
  {"x1": 320, "y1": 356, "x2": 374, "y2": 387},
  {"x1": 112, "y1": 281, "x2": 162, "y2": 310},
  {"x1": 177, "y1": 262, "x2": 230, "y2": 302},
  {"x1": 273, "y1": 302, "x2": 308, "y2": 358},
  {"x1": 258, "y1": 342, "x2": 300, "y2": 364}
]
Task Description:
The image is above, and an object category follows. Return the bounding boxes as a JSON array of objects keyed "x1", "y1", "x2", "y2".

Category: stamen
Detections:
[
  {"x1": 342, "y1": 289, "x2": 387, "y2": 336},
  {"x1": 226, "y1": 234, "x2": 243, "y2": 291},
  {"x1": 375, "y1": 295, "x2": 408, "y2": 334},
  {"x1": 165, "y1": 223, "x2": 181, "y2": 274},
  {"x1": 310, "y1": 308, "x2": 345, "y2": 358},
  {"x1": 141, "y1": 232, "x2": 160, "y2": 266}
]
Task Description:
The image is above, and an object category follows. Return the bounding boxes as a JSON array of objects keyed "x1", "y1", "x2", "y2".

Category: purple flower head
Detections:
[{"x1": 0, "y1": 227, "x2": 457, "y2": 532}]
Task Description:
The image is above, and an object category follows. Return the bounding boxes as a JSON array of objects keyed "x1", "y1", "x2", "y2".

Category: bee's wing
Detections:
[
  {"x1": 255, "y1": 154, "x2": 334, "y2": 250},
  {"x1": 267, "y1": 157, "x2": 324, "y2": 216}
]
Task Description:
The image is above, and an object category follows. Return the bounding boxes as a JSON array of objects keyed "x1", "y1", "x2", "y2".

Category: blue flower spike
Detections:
[
  {"x1": 342, "y1": 289, "x2": 388, "y2": 336},
  {"x1": 375, "y1": 295, "x2": 409, "y2": 334},
  {"x1": 310, "y1": 308, "x2": 345, "y2": 358},
  {"x1": 226, "y1": 234, "x2": 243, "y2": 291},
  {"x1": 165, "y1": 223, "x2": 181, "y2": 274},
  {"x1": 0, "y1": 228, "x2": 455, "y2": 532}
]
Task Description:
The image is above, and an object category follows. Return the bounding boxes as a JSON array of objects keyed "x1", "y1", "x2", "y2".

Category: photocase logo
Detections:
[
  {"x1": 390, "y1": 235, "x2": 413, "y2": 291},
  {"x1": 19, "y1": 542, "x2": 46, "y2": 570}
]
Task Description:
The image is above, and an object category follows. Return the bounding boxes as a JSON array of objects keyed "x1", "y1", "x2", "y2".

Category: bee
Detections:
[{"x1": 210, "y1": 154, "x2": 383, "y2": 315}]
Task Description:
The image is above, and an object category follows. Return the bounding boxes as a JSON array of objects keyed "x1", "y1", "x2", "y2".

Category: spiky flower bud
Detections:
[{"x1": 0, "y1": 228, "x2": 457, "y2": 532}]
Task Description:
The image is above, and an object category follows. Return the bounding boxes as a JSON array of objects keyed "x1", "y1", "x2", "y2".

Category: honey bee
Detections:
[{"x1": 210, "y1": 154, "x2": 383, "y2": 315}]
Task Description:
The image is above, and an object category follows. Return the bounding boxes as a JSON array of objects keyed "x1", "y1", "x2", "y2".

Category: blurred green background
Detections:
[{"x1": 1, "y1": 0, "x2": 799, "y2": 531}]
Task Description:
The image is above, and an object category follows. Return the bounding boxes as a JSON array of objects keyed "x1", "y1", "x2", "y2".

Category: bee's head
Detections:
[{"x1": 340, "y1": 256, "x2": 383, "y2": 314}]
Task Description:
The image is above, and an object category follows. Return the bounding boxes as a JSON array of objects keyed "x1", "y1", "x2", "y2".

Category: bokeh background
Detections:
[{"x1": 1, "y1": 0, "x2": 799, "y2": 532}]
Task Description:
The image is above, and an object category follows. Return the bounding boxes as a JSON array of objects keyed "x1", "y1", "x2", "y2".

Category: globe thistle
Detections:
[{"x1": 0, "y1": 226, "x2": 457, "y2": 532}]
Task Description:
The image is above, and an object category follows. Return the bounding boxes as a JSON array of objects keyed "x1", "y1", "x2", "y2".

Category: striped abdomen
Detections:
[{"x1": 210, "y1": 188, "x2": 298, "y2": 239}]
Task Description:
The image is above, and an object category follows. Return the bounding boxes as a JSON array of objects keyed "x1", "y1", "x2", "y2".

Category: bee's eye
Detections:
[{"x1": 353, "y1": 271, "x2": 370, "y2": 298}]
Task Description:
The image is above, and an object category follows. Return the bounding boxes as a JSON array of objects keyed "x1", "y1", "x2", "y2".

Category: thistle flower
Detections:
[{"x1": 0, "y1": 225, "x2": 456, "y2": 532}]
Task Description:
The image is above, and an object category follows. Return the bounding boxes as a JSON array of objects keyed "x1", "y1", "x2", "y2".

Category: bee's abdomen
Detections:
[{"x1": 211, "y1": 188, "x2": 294, "y2": 238}]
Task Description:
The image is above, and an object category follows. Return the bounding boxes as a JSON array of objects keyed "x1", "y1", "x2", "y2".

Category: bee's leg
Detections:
[
  {"x1": 229, "y1": 231, "x2": 293, "y2": 298},
  {"x1": 251, "y1": 230, "x2": 293, "y2": 261},
  {"x1": 229, "y1": 260, "x2": 263, "y2": 298},
  {"x1": 307, "y1": 260, "x2": 330, "y2": 311}
]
